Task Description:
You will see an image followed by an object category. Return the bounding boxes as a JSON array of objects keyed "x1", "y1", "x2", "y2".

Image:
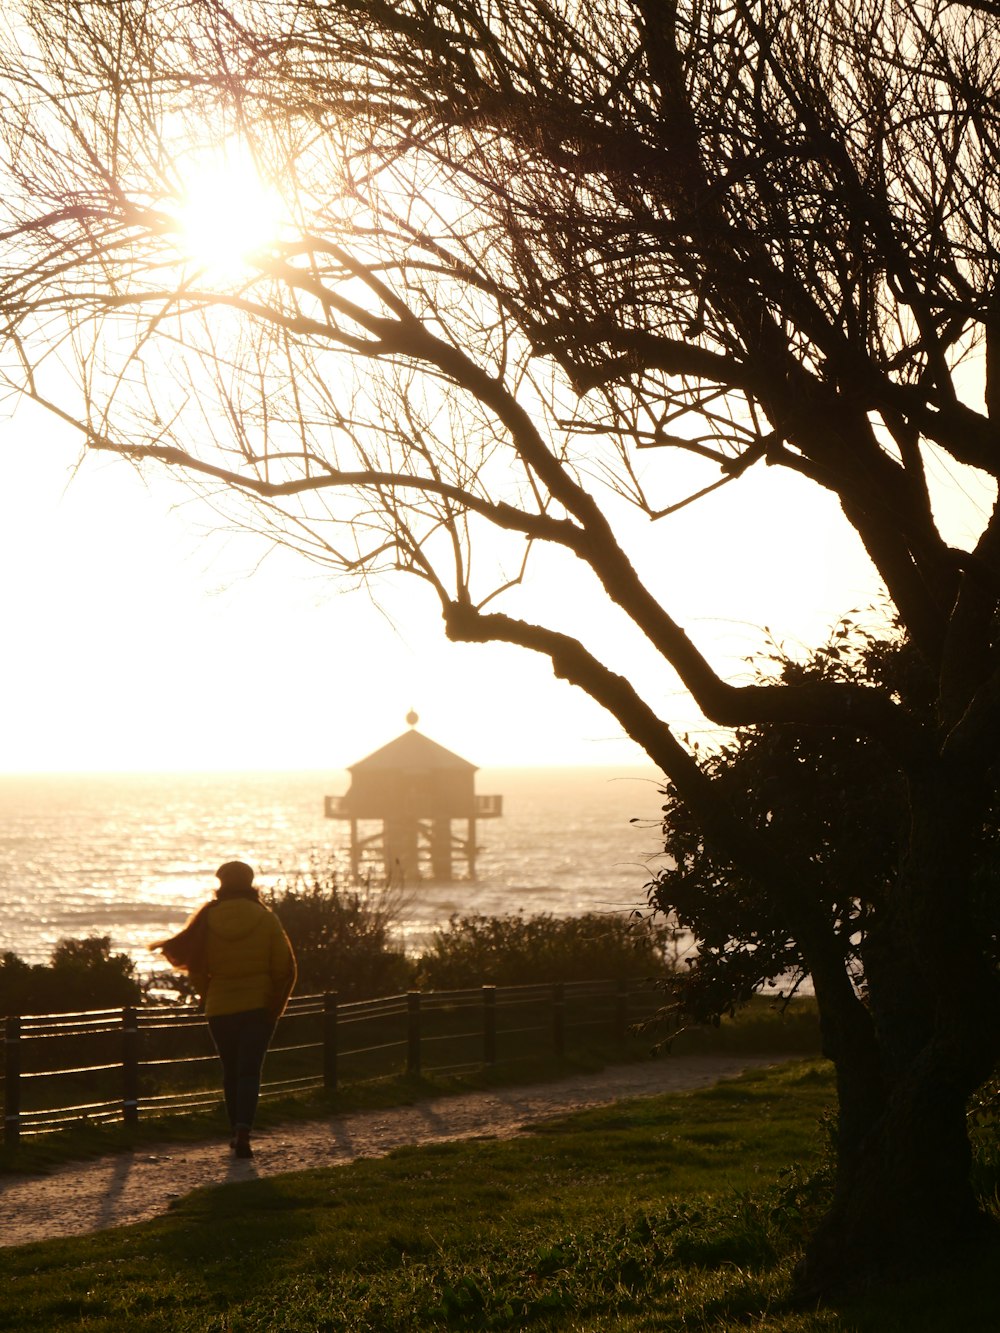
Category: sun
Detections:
[{"x1": 170, "y1": 146, "x2": 286, "y2": 279}]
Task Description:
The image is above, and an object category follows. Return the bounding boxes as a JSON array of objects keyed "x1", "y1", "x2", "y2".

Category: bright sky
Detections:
[
  {"x1": 0, "y1": 391, "x2": 905, "y2": 775},
  {"x1": 1, "y1": 154, "x2": 992, "y2": 776}
]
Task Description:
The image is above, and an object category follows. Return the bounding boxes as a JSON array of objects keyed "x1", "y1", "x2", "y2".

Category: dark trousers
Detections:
[{"x1": 207, "y1": 1008, "x2": 274, "y2": 1130}]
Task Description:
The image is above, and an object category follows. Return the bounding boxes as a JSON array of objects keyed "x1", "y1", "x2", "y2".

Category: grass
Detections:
[
  {"x1": 658, "y1": 991, "x2": 822, "y2": 1057},
  {"x1": 4, "y1": 1058, "x2": 997, "y2": 1331}
]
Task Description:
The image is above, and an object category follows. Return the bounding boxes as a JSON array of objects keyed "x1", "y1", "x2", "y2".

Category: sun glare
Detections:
[{"x1": 172, "y1": 148, "x2": 285, "y2": 279}]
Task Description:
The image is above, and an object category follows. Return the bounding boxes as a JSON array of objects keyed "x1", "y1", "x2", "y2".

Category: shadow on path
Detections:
[{"x1": 0, "y1": 1054, "x2": 777, "y2": 1248}]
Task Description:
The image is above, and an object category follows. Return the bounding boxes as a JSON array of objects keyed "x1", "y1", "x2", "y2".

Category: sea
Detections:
[{"x1": 0, "y1": 767, "x2": 671, "y2": 976}]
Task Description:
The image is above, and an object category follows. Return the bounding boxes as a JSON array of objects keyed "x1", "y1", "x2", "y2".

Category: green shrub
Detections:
[
  {"x1": 414, "y1": 910, "x2": 676, "y2": 989},
  {"x1": 0, "y1": 936, "x2": 141, "y2": 1015},
  {"x1": 265, "y1": 864, "x2": 413, "y2": 1001}
]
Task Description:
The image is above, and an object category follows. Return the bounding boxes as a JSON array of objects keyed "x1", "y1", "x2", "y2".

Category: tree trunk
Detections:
[
  {"x1": 798, "y1": 766, "x2": 1000, "y2": 1295},
  {"x1": 798, "y1": 1047, "x2": 987, "y2": 1294}
]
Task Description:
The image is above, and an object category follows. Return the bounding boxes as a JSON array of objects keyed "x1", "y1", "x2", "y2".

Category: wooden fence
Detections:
[{"x1": 1, "y1": 978, "x2": 662, "y2": 1145}]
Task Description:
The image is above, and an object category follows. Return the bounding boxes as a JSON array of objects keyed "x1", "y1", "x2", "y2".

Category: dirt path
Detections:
[{"x1": 0, "y1": 1055, "x2": 775, "y2": 1248}]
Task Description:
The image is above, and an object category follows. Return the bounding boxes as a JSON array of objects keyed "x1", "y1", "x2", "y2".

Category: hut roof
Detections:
[{"x1": 348, "y1": 729, "x2": 477, "y2": 773}]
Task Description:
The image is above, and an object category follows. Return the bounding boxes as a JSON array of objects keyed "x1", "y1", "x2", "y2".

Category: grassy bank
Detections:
[{"x1": 4, "y1": 1059, "x2": 997, "y2": 1331}]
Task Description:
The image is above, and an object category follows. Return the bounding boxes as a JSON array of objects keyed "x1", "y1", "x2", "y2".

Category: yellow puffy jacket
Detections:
[{"x1": 192, "y1": 898, "x2": 297, "y2": 1019}]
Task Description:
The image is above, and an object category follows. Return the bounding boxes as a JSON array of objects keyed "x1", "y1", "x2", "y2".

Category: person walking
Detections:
[{"x1": 156, "y1": 861, "x2": 296, "y2": 1158}]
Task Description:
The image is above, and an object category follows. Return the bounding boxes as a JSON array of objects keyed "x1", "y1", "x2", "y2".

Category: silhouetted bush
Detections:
[
  {"x1": 414, "y1": 910, "x2": 677, "y2": 990},
  {"x1": 264, "y1": 866, "x2": 413, "y2": 1002},
  {"x1": 0, "y1": 936, "x2": 141, "y2": 1015}
]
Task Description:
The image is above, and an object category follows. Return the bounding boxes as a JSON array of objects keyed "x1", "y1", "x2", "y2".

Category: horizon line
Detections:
[{"x1": 0, "y1": 760, "x2": 662, "y2": 778}]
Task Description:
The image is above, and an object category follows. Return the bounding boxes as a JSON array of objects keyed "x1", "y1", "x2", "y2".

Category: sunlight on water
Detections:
[{"x1": 0, "y1": 767, "x2": 669, "y2": 971}]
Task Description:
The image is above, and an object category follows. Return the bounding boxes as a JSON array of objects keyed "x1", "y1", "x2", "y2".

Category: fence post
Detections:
[
  {"x1": 483, "y1": 985, "x2": 497, "y2": 1065},
  {"x1": 407, "y1": 991, "x2": 422, "y2": 1076},
  {"x1": 4, "y1": 1016, "x2": 21, "y2": 1148},
  {"x1": 615, "y1": 979, "x2": 629, "y2": 1043},
  {"x1": 122, "y1": 1006, "x2": 140, "y2": 1126},
  {"x1": 323, "y1": 992, "x2": 339, "y2": 1092},
  {"x1": 553, "y1": 982, "x2": 566, "y2": 1058}
]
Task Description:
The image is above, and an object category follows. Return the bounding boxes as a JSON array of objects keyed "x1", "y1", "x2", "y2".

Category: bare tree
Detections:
[{"x1": 3, "y1": 0, "x2": 1000, "y2": 1293}]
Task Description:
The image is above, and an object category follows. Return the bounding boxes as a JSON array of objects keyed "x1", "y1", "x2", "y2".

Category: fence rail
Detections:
[{"x1": 0, "y1": 978, "x2": 663, "y2": 1146}]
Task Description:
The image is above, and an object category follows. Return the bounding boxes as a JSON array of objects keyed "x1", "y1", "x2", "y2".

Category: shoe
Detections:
[{"x1": 234, "y1": 1128, "x2": 253, "y2": 1159}]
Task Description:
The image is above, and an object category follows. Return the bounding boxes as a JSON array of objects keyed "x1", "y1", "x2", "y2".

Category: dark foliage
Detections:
[
  {"x1": 648, "y1": 623, "x2": 923, "y2": 1022},
  {"x1": 0, "y1": 936, "x2": 141, "y2": 1015},
  {"x1": 264, "y1": 864, "x2": 413, "y2": 1002},
  {"x1": 416, "y1": 909, "x2": 677, "y2": 990},
  {"x1": 649, "y1": 624, "x2": 1000, "y2": 1024}
]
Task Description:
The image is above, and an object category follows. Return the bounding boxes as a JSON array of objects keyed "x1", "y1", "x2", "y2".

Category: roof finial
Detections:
[{"x1": 405, "y1": 708, "x2": 419, "y2": 728}]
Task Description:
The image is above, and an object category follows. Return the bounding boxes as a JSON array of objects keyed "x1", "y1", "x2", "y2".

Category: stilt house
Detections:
[{"x1": 324, "y1": 715, "x2": 502, "y2": 882}]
